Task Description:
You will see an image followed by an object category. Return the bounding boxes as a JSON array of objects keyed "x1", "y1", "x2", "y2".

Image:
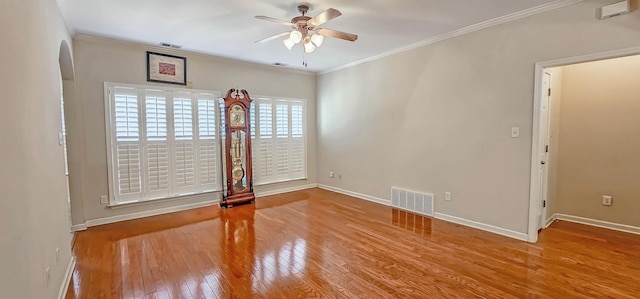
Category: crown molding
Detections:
[
  {"x1": 73, "y1": 34, "x2": 317, "y2": 77},
  {"x1": 320, "y1": 0, "x2": 583, "y2": 75}
]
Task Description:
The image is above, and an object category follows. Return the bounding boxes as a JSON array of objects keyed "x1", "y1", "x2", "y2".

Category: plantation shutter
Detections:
[
  {"x1": 113, "y1": 87, "x2": 142, "y2": 201},
  {"x1": 197, "y1": 95, "x2": 219, "y2": 191},
  {"x1": 143, "y1": 90, "x2": 170, "y2": 199},
  {"x1": 173, "y1": 93, "x2": 196, "y2": 193},
  {"x1": 275, "y1": 102, "x2": 289, "y2": 177},
  {"x1": 251, "y1": 97, "x2": 306, "y2": 185},
  {"x1": 290, "y1": 102, "x2": 305, "y2": 177},
  {"x1": 254, "y1": 100, "x2": 274, "y2": 184}
]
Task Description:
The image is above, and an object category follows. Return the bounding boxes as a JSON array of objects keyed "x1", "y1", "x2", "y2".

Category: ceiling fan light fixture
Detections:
[
  {"x1": 310, "y1": 34, "x2": 324, "y2": 47},
  {"x1": 283, "y1": 38, "x2": 296, "y2": 50},
  {"x1": 289, "y1": 30, "x2": 303, "y2": 44},
  {"x1": 303, "y1": 40, "x2": 316, "y2": 53}
]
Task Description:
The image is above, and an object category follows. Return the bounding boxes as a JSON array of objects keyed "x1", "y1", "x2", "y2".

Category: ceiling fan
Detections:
[{"x1": 255, "y1": 4, "x2": 358, "y2": 57}]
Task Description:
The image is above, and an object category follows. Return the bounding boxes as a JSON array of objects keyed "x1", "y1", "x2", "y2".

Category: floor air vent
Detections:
[{"x1": 391, "y1": 187, "x2": 434, "y2": 217}]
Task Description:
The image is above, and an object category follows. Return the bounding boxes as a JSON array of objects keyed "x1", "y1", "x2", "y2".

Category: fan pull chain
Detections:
[{"x1": 302, "y1": 50, "x2": 308, "y2": 67}]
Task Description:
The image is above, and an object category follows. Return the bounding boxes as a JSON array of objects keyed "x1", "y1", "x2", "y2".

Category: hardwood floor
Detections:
[{"x1": 66, "y1": 188, "x2": 640, "y2": 298}]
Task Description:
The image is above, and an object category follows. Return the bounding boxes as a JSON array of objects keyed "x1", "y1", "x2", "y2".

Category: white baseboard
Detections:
[
  {"x1": 545, "y1": 214, "x2": 557, "y2": 229},
  {"x1": 318, "y1": 185, "x2": 527, "y2": 241},
  {"x1": 58, "y1": 256, "x2": 76, "y2": 299},
  {"x1": 318, "y1": 184, "x2": 390, "y2": 206},
  {"x1": 555, "y1": 213, "x2": 640, "y2": 235},
  {"x1": 70, "y1": 223, "x2": 87, "y2": 232},
  {"x1": 85, "y1": 200, "x2": 217, "y2": 227},
  {"x1": 434, "y1": 212, "x2": 529, "y2": 242},
  {"x1": 255, "y1": 183, "x2": 318, "y2": 197}
]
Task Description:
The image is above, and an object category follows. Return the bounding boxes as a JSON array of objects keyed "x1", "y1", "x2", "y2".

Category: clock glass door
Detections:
[{"x1": 230, "y1": 130, "x2": 247, "y2": 191}]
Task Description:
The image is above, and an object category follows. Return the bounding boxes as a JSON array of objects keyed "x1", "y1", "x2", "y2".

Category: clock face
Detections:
[{"x1": 230, "y1": 105, "x2": 245, "y2": 127}]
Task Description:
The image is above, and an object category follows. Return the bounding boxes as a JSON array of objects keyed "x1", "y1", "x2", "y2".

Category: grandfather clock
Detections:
[{"x1": 220, "y1": 88, "x2": 255, "y2": 208}]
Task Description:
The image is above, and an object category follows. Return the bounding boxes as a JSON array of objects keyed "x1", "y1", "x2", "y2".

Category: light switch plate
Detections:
[{"x1": 511, "y1": 127, "x2": 520, "y2": 138}]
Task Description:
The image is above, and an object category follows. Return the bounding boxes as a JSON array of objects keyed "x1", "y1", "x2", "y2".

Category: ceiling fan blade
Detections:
[
  {"x1": 255, "y1": 32, "x2": 291, "y2": 43},
  {"x1": 255, "y1": 15, "x2": 295, "y2": 27},
  {"x1": 316, "y1": 28, "x2": 358, "y2": 42},
  {"x1": 308, "y1": 8, "x2": 342, "y2": 27}
]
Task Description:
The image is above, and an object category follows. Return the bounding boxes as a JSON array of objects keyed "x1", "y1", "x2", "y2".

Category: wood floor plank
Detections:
[{"x1": 67, "y1": 188, "x2": 640, "y2": 298}]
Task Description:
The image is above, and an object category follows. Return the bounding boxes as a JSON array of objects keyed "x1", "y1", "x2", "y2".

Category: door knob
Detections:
[{"x1": 541, "y1": 161, "x2": 546, "y2": 165}]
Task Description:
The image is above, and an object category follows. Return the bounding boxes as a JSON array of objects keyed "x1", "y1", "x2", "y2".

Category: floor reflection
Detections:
[
  {"x1": 391, "y1": 208, "x2": 432, "y2": 236},
  {"x1": 220, "y1": 204, "x2": 256, "y2": 297}
]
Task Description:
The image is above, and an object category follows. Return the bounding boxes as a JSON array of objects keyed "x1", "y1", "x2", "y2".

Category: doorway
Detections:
[
  {"x1": 58, "y1": 40, "x2": 85, "y2": 233},
  {"x1": 527, "y1": 46, "x2": 640, "y2": 243}
]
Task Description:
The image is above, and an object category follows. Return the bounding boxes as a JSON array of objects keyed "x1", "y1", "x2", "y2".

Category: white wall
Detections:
[
  {"x1": 0, "y1": 0, "x2": 74, "y2": 298},
  {"x1": 317, "y1": 0, "x2": 640, "y2": 234},
  {"x1": 555, "y1": 54, "x2": 640, "y2": 227},
  {"x1": 71, "y1": 36, "x2": 317, "y2": 224}
]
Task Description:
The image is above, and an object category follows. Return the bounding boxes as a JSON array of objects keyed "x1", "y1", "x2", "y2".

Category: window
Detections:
[
  {"x1": 250, "y1": 97, "x2": 306, "y2": 185},
  {"x1": 105, "y1": 83, "x2": 221, "y2": 204}
]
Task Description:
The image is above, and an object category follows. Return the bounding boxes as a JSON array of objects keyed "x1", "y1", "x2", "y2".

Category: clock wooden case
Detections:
[{"x1": 220, "y1": 88, "x2": 255, "y2": 208}]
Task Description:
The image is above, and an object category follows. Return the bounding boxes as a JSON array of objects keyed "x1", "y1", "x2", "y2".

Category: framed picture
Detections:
[{"x1": 146, "y1": 51, "x2": 187, "y2": 85}]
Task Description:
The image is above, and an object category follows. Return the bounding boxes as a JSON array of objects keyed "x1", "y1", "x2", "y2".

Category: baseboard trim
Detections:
[
  {"x1": 70, "y1": 223, "x2": 87, "y2": 232},
  {"x1": 545, "y1": 214, "x2": 557, "y2": 229},
  {"x1": 318, "y1": 184, "x2": 390, "y2": 206},
  {"x1": 57, "y1": 256, "x2": 76, "y2": 299},
  {"x1": 555, "y1": 213, "x2": 640, "y2": 235},
  {"x1": 255, "y1": 183, "x2": 318, "y2": 197},
  {"x1": 434, "y1": 212, "x2": 529, "y2": 242},
  {"x1": 85, "y1": 200, "x2": 217, "y2": 227}
]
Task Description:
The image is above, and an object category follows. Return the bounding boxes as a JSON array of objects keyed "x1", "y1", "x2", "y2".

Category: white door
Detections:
[{"x1": 538, "y1": 72, "x2": 551, "y2": 230}]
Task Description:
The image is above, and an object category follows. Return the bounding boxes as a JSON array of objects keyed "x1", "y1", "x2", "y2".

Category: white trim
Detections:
[
  {"x1": 57, "y1": 256, "x2": 76, "y2": 299},
  {"x1": 321, "y1": 0, "x2": 582, "y2": 74},
  {"x1": 70, "y1": 223, "x2": 87, "y2": 232},
  {"x1": 434, "y1": 212, "x2": 529, "y2": 242},
  {"x1": 555, "y1": 213, "x2": 640, "y2": 235},
  {"x1": 527, "y1": 45, "x2": 640, "y2": 244},
  {"x1": 317, "y1": 184, "x2": 390, "y2": 205},
  {"x1": 532, "y1": 46, "x2": 640, "y2": 69},
  {"x1": 545, "y1": 213, "x2": 557, "y2": 229},
  {"x1": 85, "y1": 200, "x2": 217, "y2": 227},
  {"x1": 255, "y1": 183, "x2": 318, "y2": 197},
  {"x1": 527, "y1": 63, "x2": 545, "y2": 243}
]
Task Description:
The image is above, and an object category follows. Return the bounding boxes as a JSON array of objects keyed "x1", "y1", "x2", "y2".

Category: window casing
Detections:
[{"x1": 105, "y1": 83, "x2": 221, "y2": 204}]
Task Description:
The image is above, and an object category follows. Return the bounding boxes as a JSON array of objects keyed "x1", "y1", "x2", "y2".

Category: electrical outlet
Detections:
[
  {"x1": 100, "y1": 195, "x2": 108, "y2": 205},
  {"x1": 329, "y1": 171, "x2": 334, "y2": 178},
  {"x1": 445, "y1": 192, "x2": 451, "y2": 201},
  {"x1": 602, "y1": 195, "x2": 612, "y2": 206}
]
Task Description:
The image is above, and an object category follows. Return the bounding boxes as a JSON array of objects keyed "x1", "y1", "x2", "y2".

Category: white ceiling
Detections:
[{"x1": 57, "y1": 0, "x2": 561, "y2": 72}]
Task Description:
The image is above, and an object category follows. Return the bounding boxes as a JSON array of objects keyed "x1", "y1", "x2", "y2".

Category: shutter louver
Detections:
[
  {"x1": 116, "y1": 144, "x2": 142, "y2": 195},
  {"x1": 250, "y1": 101, "x2": 256, "y2": 139},
  {"x1": 198, "y1": 140, "x2": 217, "y2": 187},
  {"x1": 145, "y1": 96, "x2": 167, "y2": 141},
  {"x1": 173, "y1": 98, "x2": 193, "y2": 140},
  {"x1": 114, "y1": 93, "x2": 139, "y2": 142},
  {"x1": 146, "y1": 144, "x2": 169, "y2": 192},
  {"x1": 175, "y1": 142, "x2": 195, "y2": 188}
]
